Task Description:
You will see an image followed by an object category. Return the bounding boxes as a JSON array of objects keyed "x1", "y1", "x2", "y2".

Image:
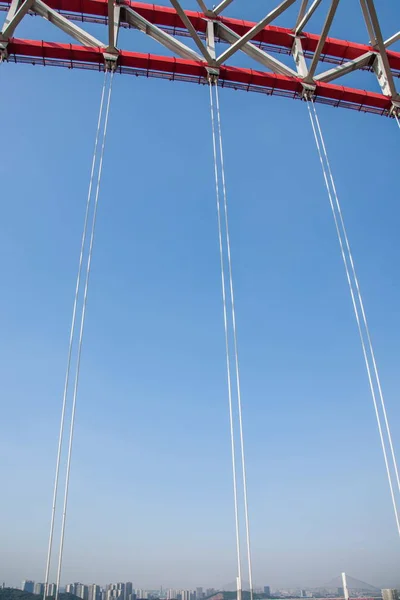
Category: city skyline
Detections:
[{"x1": 8, "y1": 578, "x2": 396, "y2": 595}]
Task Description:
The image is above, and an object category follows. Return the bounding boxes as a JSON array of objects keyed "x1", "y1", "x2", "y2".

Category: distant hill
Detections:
[{"x1": 0, "y1": 588, "x2": 81, "y2": 600}]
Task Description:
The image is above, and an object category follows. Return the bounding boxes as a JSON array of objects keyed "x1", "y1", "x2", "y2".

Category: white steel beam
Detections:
[
  {"x1": 124, "y1": 6, "x2": 202, "y2": 61},
  {"x1": 196, "y1": 0, "x2": 208, "y2": 13},
  {"x1": 213, "y1": 0, "x2": 234, "y2": 16},
  {"x1": 169, "y1": 0, "x2": 214, "y2": 63},
  {"x1": 2, "y1": 0, "x2": 21, "y2": 30},
  {"x1": 314, "y1": 51, "x2": 374, "y2": 82},
  {"x1": 107, "y1": 0, "x2": 120, "y2": 51},
  {"x1": 216, "y1": 0, "x2": 297, "y2": 66},
  {"x1": 294, "y1": 0, "x2": 308, "y2": 30},
  {"x1": 365, "y1": 0, "x2": 398, "y2": 98},
  {"x1": 360, "y1": 0, "x2": 376, "y2": 46},
  {"x1": 217, "y1": 21, "x2": 298, "y2": 76},
  {"x1": 33, "y1": 0, "x2": 106, "y2": 46},
  {"x1": 304, "y1": 0, "x2": 340, "y2": 83},
  {"x1": 1, "y1": 0, "x2": 34, "y2": 38},
  {"x1": 295, "y1": 0, "x2": 323, "y2": 35},
  {"x1": 384, "y1": 31, "x2": 400, "y2": 49},
  {"x1": 292, "y1": 36, "x2": 308, "y2": 78},
  {"x1": 206, "y1": 20, "x2": 216, "y2": 60}
]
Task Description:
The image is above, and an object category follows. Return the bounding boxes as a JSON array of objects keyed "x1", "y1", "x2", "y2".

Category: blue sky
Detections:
[{"x1": 1, "y1": 0, "x2": 400, "y2": 592}]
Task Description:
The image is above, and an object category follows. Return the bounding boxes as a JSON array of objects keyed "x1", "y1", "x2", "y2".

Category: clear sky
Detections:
[{"x1": 1, "y1": 0, "x2": 400, "y2": 592}]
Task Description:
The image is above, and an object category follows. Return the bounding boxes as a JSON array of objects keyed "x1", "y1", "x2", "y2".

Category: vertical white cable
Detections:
[
  {"x1": 312, "y1": 102, "x2": 400, "y2": 496},
  {"x1": 214, "y1": 86, "x2": 254, "y2": 600},
  {"x1": 209, "y1": 81, "x2": 243, "y2": 594},
  {"x1": 43, "y1": 70, "x2": 108, "y2": 600},
  {"x1": 54, "y1": 70, "x2": 114, "y2": 600},
  {"x1": 395, "y1": 114, "x2": 400, "y2": 129},
  {"x1": 307, "y1": 101, "x2": 400, "y2": 536}
]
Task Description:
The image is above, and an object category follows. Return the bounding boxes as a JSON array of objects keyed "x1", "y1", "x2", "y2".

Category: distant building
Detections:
[
  {"x1": 264, "y1": 588, "x2": 271, "y2": 598},
  {"x1": 338, "y1": 589, "x2": 344, "y2": 597},
  {"x1": 23, "y1": 581, "x2": 35, "y2": 593},
  {"x1": 135, "y1": 591, "x2": 148, "y2": 599},
  {"x1": 66, "y1": 585, "x2": 77, "y2": 595},
  {"x1": 89, "y1": 584, "x2": 101, "y2": 600},
  {"x1": 48, "y1": 584, "x2": 58, "y2": 597},
  {"x1": 76, "y1": 584, "x2": 89, "y2": 600},
  {"x1": 34, "y1": 584, "x2": 45, "y2": 596},
  {"x1": 382, "y1": 590, "x2": 399, "y2": 600},
  {"x1": 206, "y1": 591, "x2": 215, "y2": 599},
  {"x1": 196, "y1": 589, "x2": 203, "y2": 600},
  {"x1": 125, "y1": 583, "x2": 133, "y2": 600}
]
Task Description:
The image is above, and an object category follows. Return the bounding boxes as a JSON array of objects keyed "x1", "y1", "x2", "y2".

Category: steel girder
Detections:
[{"x1": 1, "y1": 0, "x2": 400, "y2": 116}]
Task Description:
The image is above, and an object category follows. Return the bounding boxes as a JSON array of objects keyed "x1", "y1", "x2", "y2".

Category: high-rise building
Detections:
[
  {"x1": 34, "y1": 584, "x2": 45, "y2": 596},
  {"x1": 76, "y1": 584, "x2": 89, "y2": 600},
  {"x1": 48, "y1": 584, "x2": 58, "y2": 597},
  {"x1": 206, "y1": 591, "x2": 215, "y2": 598},
  {"x1": 89, "y1": 585, "x2": 101, "y2": 600},
  {"x1": 196, "y1": 589, "x2": 203, "y2": 600},
  {"x1": 135, "y1": 591, "x2": 147, "y2": 599},
  {"x1": 263, "y1": 588, "x2": 270, "y2": 598},
  {"x1": 107, "y1": 584, "x2": 125, "y2": 600},
  {"x1": 181, "y1": 590, "x2": 194, "y2": 600},
  {"x1": 23, "y1": 581, "x2": 35, "y2": 593},
  {"x1": 125, "y1": 583, "x2": 133, "y2": 600},
  {"x1": 382, "y1": 590, "x2": 399, "y2": 600},
  {"x1": 66, "y1": 585, "x2": 77, "y2": 595}
]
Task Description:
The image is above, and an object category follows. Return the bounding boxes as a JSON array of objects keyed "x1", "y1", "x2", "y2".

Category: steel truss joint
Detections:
[
  {"x1": 104, "y1": 50, "x2": 119, "y2": 71},
  {"x1": 207, "y1": 65, "x2": 219, "y2": 84},
  {"x1": 0, "y1": 40, "x2": 8, "y2": 59},
  {"x1": 301, "y1": 81, "x2": 316, "y2": 100},
  {"x1": 390, "y1": 99, "x2": 400, "y2": 117}
]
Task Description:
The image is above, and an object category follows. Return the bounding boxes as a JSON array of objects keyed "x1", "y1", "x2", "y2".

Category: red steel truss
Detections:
[{"x1": 1, "y1": 0, "x2": 400, "y2": 116}]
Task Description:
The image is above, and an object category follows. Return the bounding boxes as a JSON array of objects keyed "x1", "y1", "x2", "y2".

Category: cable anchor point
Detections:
[
  {"x1": 104, "y1": 51, "x2": 119, "y2": 72},
  {"x1": 0, "y1": 41, "x2": 8, "y2": 62},
  {"x1": 207, "y1": 66, "x2": 219, "y2": 85},
  {"x1": 389, "y1": 100, "x2": 400, "y2": 118},
  {"x1": 301, "y1": 81, "x2": 316, "y2": 102}
]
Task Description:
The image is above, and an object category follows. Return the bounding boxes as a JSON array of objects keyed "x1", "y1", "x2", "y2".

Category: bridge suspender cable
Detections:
[
  {"x1": 310, "y1": 102, "x2": 400, "y2": 499},
  {"x1": 306, "y1": 100, "x2": 400, "y2": 537},
  {"x1": 43, "y1": 68, "x2": 109, "y2": 600},
  {"x1": 209, "y1": 80, "x2": 254, "y2": 600},
  {"x1": 209, "y1": 81, "x2": 243, "y2": 600},
  {"x1": 214, "y1": 85, "x2": 254, "y2": 600},
  {"x1": 43, "y1": 68, "x2": 114, "y2": 600},
  {"x1": 55, "y1": 69, "x2": 114, "y2": 600}
]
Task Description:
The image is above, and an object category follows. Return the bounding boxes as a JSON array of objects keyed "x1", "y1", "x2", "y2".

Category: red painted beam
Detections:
[
  {"x1": 6, "y1": 39, "x2": 393, "y2": 113},
  {"x1": 19, "y1": 0, "x2": 400, "y2": 72}
]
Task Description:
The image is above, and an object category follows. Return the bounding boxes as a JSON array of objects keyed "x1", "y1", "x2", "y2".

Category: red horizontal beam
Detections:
[
  {"x1": 23, "y1": 0, "x2": 400, "y2": 72},
  {"x1": 7, "y1": 39, "x2": 393, "y2": 114}
]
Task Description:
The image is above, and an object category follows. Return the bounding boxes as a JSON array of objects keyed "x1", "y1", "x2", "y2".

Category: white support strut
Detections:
[
  {"x1": 217, "y1": 21, "x2": 298, "y2": 77},
  {"x1": 304, "y1": 0, "x2": 340, "y2": 83},
  {"x1": 169, "y1": 0, "x2": 214, "y2": 63},
  {"x1": 0, "y1": 0, "x2": 34, "y2": 39},
  {"x1": 295, "y1": 0, "x2": 323, "y2": 35},
  {"x1": 216, "y1": 0, "x2": 297, "y2": 66},
  {"x1": 33, "y1": 0, "x2": 106, "y2": 47},
  {"x1": 123, "y1": 5, "x2": 202, "y2": 61}
]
